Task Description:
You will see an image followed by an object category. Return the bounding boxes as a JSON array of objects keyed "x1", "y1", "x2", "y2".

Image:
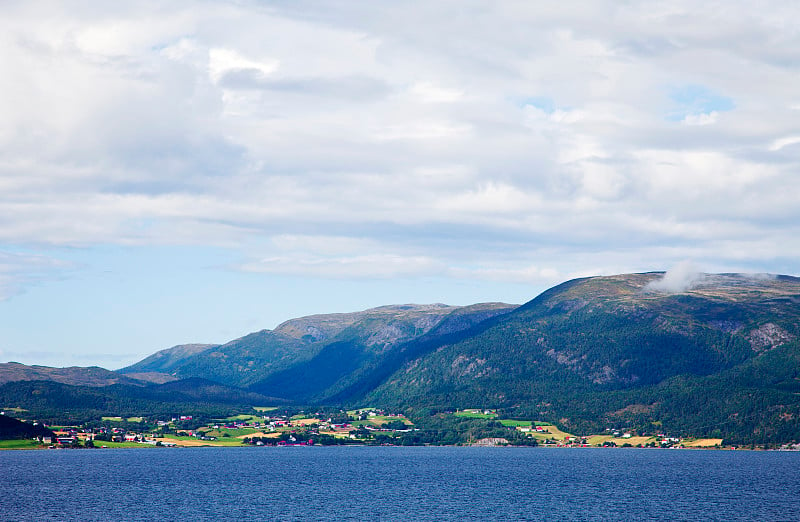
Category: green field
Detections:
[
  {"x1": 530, "y1": 424, "x2": 574, "y2": 442},
  {"x1": 454, "y1": 411, "x2": 497, "y2": 419},
  {"x1": 499, "y1": 419, "x2": 534, "y2": 428},
  {"x1": 94, "y1": 441, "x2": 153, "y2": 449},
  {"x1": 169, "y1": 435, "x2": 202, "y2": 441},
  {"x1": 0, "y1": 439, "x2": 45, "y2": 450},
  {"x1": 253, "y1": 407, "x2": 278, "y2": 412},
  {"x1": 203, "y1": 427, "x2": 260, "y2": 438},
  {"x1": 221, "y1": 414, "x2": 263, "y2": 423},
  {"x1": 348, "y1": 407, "x2": 375, "y2": 415},
  {"x1": 99, "y1": 416, "x2": 144, "y2": 423},
  {"x1": 165, "y1": 434, "x2": 247, "y2": 447},
  {"x1": 205, "y1": 438, "x2": 247, "y2": 447},
  {"x1": 586, "y1": 435, "x2": 613, "y2": 445},
  {"x1": 371, "y1": 415, "x2": 412, "y2": 425}
]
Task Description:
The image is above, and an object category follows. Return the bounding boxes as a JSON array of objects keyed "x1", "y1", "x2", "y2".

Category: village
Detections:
[
  {"x1": 450, "y1": 409, "x2": 727, "y2": 448},
  {"x1": 31, "y1": 408, "x2": 418, "y2": 449},
  {"x1": 15, "y1": 407, "x2": 733, "y2": 450}
]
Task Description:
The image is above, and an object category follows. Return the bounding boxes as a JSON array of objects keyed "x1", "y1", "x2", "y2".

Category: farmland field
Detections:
[
  {"x1": 95, "y1": 441, "x2": 151, "y2": 449},
  {"x1": 586, "y1": 435, "x2": 613, "y2": 445},
  {"x1": 531, "y1": 424, "x2": 574, "y2": 442},
  {"x1": 682, "y1": 438, "x2": 724, "y2": 447},
  {"x1": 202, "y1": 427, "x2": 260, "y2": 438},
  {"x1": 156, "y1": 437, "x2": 245, "y2": 447},
  {"x1": 454, "y1": 410, "x2": 496, "y2": 419},
  {"x1": 221, "y1": 414, "x2": 264, "y2": 423},
  {"x1": 289, "y1": 418, "x2": 320, "y2": 426},
  {"x1": 0, "y1": 440, "x2": 45, "y2": 450},
  {"x1": 606, "y1": 436, "x2": 655, "y2": 446},
  {"x1": 100, "y1": 416, "x2": 143, "y2": 423},
  {"x1": 369, "y1": 415, "x2": 412, "y2": 426},
  {"x1": 237, "y1": 431, "x2": 280, "y2": 439},
  {"x1": 499, "y1": 420, "x2": 533, "y2": 428}
]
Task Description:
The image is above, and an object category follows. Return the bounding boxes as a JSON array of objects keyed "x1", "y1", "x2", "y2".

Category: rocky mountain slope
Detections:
[{"x1": 118, "y1": 302, "x2": 516, "y2": 398}]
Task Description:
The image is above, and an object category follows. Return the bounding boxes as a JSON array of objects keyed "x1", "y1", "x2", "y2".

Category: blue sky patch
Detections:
[
  {"x1": 519, "y1": 96, "x2": 556, "y2": 113},
  {"x1": 666, "y1": 84, "x2": 735, "y2": 121}
]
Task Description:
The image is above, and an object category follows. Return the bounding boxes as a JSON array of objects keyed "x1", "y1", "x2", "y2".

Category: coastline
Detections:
[{"x1": 2, "y1": 442, "x2": 789, "y2": 451}]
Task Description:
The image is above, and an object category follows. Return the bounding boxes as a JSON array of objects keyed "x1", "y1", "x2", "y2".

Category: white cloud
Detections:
[
  {"x1": 681, "y1": 111, "x2": 718, "y2": 126},
  {"x1": 645, "y1": 261, "x2": 703, "y2": 293},
  {"x1": 0, "y1": 0, "x2": 799, "y2": 293},
  {"x1": 437, "y1": 182, "x2": 537, "y2": 215},
  {"x1": 409, "y1": 82, "x2": 464, "y2": 103},
  {"x1": 240, "y1": 253, "x2": 444, "y2": 279},
  {"x1": 208, "y1": 48, "x2": 279, "y2": 84},
  {"x1": 769, "y1": 135, "x2": 800, "y2": 151},
  {"x1": 0, "y1": 252, "x2": 74, "y2": 300},
  {"x1": 449, "y1": 265, "x2": 561, "y2": 284}
]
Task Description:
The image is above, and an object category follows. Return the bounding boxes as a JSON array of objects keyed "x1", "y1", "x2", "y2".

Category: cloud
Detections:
[
  {"x1": 0, "y1": 0, "x2": 798, "y2": 291},
  {"x1": 769, "y1": 135, "x2": 800, "y2": 151},
  {"x1": 449, "y1": 265, "x2": 560, "y2": 284},
  {"x1": 239, "y1": 253, "x2": 444, "y2": 279},
  {"x1": 681, "y1": 111, "x2": 718, "y2": 126},
  {"x1": 0, "y1": 251, "x2": 74, "y2": 300},
  {"x1": 645, "y1": 261, "x2": 704, "y2": 293},
  {"x1": 208, "y1": 48, "x2": 279, "y2": 84},
  {"x1": 409, "y1": 82, "x2": 464, "y2": 103}
]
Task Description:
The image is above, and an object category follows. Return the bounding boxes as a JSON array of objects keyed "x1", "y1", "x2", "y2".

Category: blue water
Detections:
[{"x1": 2, "y1": 447, "x2": 799, "y2": 521}]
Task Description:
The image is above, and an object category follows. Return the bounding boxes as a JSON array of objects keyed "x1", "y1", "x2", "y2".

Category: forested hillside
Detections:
[
  {"x1": 366, "y1": 273, "x2": 800, "y2": 444},
  {"x1": 0, "y1": 378, "x2": 282, "y2": 424}
]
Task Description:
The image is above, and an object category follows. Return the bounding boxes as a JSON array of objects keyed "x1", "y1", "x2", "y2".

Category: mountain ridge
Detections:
[
  {"x1": 117, "y1": 302, "x2": 517, "y2": 392},
  {"x1": 364, "y1": 272, "x2": 800, "y2": 443},
  {"x1": 3, "y1": 271, "x2": 799, "y2": 443}
]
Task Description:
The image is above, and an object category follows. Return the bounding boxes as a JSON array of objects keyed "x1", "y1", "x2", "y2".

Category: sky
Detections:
[{"x1": 1, "y1": 1, "x2": 799, "y2": 369}]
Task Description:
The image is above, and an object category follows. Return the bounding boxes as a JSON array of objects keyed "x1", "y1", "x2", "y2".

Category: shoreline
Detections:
[{"x1": 1, "y1": 442, "x2": 790, "y2": 452}]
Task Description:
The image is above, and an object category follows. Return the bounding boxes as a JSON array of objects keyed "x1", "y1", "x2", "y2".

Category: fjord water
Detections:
[{"x1": 3, "y1": 447, "x2": 799, "y2": 520}]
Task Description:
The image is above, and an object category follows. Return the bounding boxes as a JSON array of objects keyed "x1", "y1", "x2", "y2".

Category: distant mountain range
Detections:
[
  {"x1": 118, "y1": 302, "x2": 515, "y2": 403},
  {"x1": 2, "y1": 272, "x2": 799, "y2": 444}
]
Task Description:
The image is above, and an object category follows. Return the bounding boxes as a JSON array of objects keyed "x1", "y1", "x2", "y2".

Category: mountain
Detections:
[
  {"x1": 120, "y1": 344, "x2": 219, "y2": 375},
  {"x1": 120, "y1": 303, "x2": 517, "y2": 399},
  {"x1": 0, "y1": 362, "x2": 145, "y2": 387},
  {"x1": 6, "y1": 273, "x2": 800, "y2": 443},
  {"x1": 0, "y1": 378, "x2": 284, "y2": 424},
  {"x1": 365, "y1": 273, "x2": 800, "y2": 444}
]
